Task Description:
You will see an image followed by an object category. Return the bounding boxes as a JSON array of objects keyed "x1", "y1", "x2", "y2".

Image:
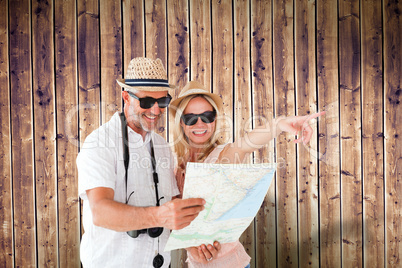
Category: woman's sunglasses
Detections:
[
  {"x1": 181, "y1": 110, "x2": 217, "y2": 126},
  {"x1": 128, "y1": 92, "x2": 172, "y2": 109}
]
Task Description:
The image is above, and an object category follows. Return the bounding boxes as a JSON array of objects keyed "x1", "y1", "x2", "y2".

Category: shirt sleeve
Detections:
[{"x1": 77, "y1": 129, "x2": 117, "y2": 200}]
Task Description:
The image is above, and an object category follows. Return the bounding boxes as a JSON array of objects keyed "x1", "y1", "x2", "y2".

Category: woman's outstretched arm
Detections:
[{"x1": 218, "y1": 111, "x2": 325, "y2": 163}]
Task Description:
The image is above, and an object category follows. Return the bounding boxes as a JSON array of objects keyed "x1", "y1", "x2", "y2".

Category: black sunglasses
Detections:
[
  {"x1": 128, "y1": 92, "x2": 172, "y2": 109},
  {"x1": 181, "y1": 110, "x2": 217, "y2": 126}
]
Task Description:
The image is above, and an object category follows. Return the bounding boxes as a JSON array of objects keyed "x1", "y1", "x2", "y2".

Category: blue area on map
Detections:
[{"x1": 216, "y1": 169, "x2": 276, "y2": 221}]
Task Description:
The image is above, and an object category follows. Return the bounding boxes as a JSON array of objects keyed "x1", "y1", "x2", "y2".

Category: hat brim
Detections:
[
  {"x1": 169, "y1": 91, "x2": 224, "y2": 119},
  {"x1": 116, "y1": 78, "x2": 176, "y2": 93}
]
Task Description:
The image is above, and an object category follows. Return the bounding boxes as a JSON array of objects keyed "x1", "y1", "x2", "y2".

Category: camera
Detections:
[
  {"x1": 153, "y1": 254, "x2": 164, "y2": 268},
  {"x1": 127, "y1": 227, "x2": 164, "y2": 238}
]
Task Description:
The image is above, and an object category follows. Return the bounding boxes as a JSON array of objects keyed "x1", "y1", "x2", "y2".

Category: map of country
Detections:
[{"x1": 164, "y1": 162, "x2": 276, "y2": 251}]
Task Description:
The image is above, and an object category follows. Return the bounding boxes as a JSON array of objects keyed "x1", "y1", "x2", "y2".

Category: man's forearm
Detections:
[{"x1": 90, "y1": 198, "x2": 160, "y2": 232}]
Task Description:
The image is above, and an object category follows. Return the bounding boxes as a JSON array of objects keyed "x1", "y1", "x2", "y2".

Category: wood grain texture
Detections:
[
  {"x1": 384, "y1": 0, "x2": 402, "y2": 266},
  {"x1": 100, "y1": 0, "x2": 123, "y2": 123},
  {"x1": 273, "y1": 0, "x2": 298, "y2": 267},
  {"x1": 145, "y1": 0, "x2": 167, "y2": 64},
  {"x1": 77, "y1": 0, "x2": 100, "y2": 241},
  {"x1": 32, "y1": 0, "x2": 58, "y2": 266},
  {"x1": 167, "y1": 0, "x2": 189, "y2": 143},
  {"x1": 234, "y1": 0, "x2": 256, "y2": 264},
  {"x1": 361, "y1": 0, "x2": 385, "y2": 267},
  {"x1": 123, "y1": 0, "x2": 145, "y2": 65},
  {"x1": 1, "y1": 1, "x2": 402, "y2": 267},
  {"x1": 145, "y1": 0, "x2": 168, "y2": 138},
  {"x1": 78, "y1": 0, "x2": 101, "y2": 143},
  {"x1": 317, "y1": 0, "x2": 341, "y2": 267},
  {"x1": 190, "y1": 0, "x2": 212, "y2": 89},
  {"x1": 294, "y1": 0, "x2": 319, "y2": 266},
  {"x1": 167, "y1": 0, "x2": 189, "y2": 91},
  {"x1": 212, "y1": 0, "x2": 233, "y2": 144},
  {"x1": 251, "y1": 0, "x2": 276, "y2": 267},
  {"x1": 234, "y1": 0, "x2": 255, "y2": 264},
  {"x1": 9, "y1": 0, "x2": 36, "y2": 266},
  {"x1": 339, "y1": 0, "x2": 362, "y2": 266},
  {"x1": 0, "y1": 0, "x2": 13, "y2": 266},
  {"x1": 55, "y1": 0, "x2": 80, "y2": 266}
]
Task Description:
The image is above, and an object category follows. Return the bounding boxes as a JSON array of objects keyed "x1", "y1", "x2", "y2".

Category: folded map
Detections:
[{"x1": 164, "y1": 162, "x2": 276, "y2": 251}]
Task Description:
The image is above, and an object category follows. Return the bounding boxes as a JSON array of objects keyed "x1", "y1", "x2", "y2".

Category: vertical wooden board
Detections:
[
  {"x1": 55, "y1": 0, "x2": 80, "y2": 266},
  {"x1": 256, "y1": 185, "x2": 276, "y2": 268},
  {"x1": 234, "y1": 0, "x2": 255, "y2": 264},
  {"x1": 339, "y1": 0, "x2": 362, "y2": 266},
  {"x1": 190, "y1": 0, "x2": 212, "y2": 89},
  {"x1": 316, "y1": 0, "x2": 341, "y2": 266},
  {"x1": 273, "y1": 0, "x2": 297, "y2": 267},
  {"x1": 167, "y1": 0, "x2": 189, "y2": 266},
  {"x1": 167, "y1": 0, "x2": 189, "y2": 143},
  {"x1": 145, "y1": 0, "x2": 167, "y2": 64},
  {"x1": 122, "y1": 0, "x2": 145, "y2": 68},
  {"x1": 294, "y1": 0, "x2": 319, "y2": 267},
  {"x1": 361, "y1": 0, "x2": 385, "y2": 267},
  {"x1": 0, "y1": 0, "x2": 13, "y2": 266},
  {"x1": 32, "y1": 0, "x2": 58, "y2": 266},
  {"x1": 78, "y1": 0, "x2": 101, "y2": 143},
  {"x1": 9, "y1": 0, "x2": 36, "y2": 266},
  {"x1": 100, "y1": 1, "x2": 123, "y2": 123},
  {"x1": 234, "y1": 0, "x2": 251, "y2": 160},
  {"x1": 383, "y1": 0, "x2": 402, "y2": 266},
  {"x1": 167, "y1": 0, "x2": 189, "y2": 91},
  {"x1": 251, "y1": 0, "x2": 276, "y2": 267},
  {"x1": 145, "y1": 0, "x2": 168, "y2": 139},
  {"x1": 212, "y1": 0, "x2": 233, "y2": 144}
]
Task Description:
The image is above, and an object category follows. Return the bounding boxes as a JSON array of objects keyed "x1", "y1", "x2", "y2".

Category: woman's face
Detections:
[{"x1": 181, "y1": 96, "x2": 216, "y2": 146}]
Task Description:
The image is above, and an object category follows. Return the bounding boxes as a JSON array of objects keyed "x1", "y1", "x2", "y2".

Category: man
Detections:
[{"x1": 77, "y1": 57, "x2": 206, "y2": 267}]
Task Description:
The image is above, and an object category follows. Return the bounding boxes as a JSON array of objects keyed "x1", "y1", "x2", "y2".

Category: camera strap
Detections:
[
  {"x1": 119, "y1": 112, "x2": 161, "y2": 206},
  {"x1": 120, "y1": 112, "x2": 130, "y2": 201},
  {"x1": 150, "y1": 137, "x2": 162, "y2": 206}
]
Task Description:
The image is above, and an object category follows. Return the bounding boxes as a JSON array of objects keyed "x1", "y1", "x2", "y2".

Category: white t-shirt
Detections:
[{"x1": 77, "y1": 112, "x2": 179, "y2": 268}]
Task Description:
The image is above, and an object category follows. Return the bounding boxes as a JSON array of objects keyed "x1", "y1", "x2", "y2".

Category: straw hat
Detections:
[
  {"x1": 169, "y1": 81, "x2": 223, "y2": 118},
  {"x1": 116, "y1": 57, "x2": 175, "y2": 92}
]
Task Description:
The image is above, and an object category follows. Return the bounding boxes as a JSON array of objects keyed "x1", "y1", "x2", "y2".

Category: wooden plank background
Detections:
[
  {"x1": 55, "y1": 0, "x2": 80, "y2": 267},
  {"x1": 32, "y1": 0, "x2": 57, "y2": 266},
  {"x1": 317, "y1": 0, "x2": 341, "y2": 266},
  {"x1": 0, "y1": 0, "x2": 401, "y2": 267},
  {"x1": 339, "y1": 0, "x2": 362, "y2": 266}
]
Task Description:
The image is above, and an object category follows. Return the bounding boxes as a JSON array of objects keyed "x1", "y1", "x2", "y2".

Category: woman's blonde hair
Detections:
[{"x1": 172, "y1": 94, "x2": 226, "y2": 167}]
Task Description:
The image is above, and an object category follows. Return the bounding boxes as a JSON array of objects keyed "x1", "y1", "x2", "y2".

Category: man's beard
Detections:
[
  {"x1": 128, "y1": 106, "x2": 160, "y2": 132},
  {"x1": 132, "y1": 112, "x2": 151, "y2": 132}
]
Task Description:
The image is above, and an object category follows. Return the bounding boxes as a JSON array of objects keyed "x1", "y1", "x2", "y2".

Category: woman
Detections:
[{"x1": 169, "y1": 81, "x2": 324, "y2": 268}]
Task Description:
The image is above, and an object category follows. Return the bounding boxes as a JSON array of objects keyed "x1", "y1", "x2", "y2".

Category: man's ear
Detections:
[{"x1": 122, "y1": 91, "x2": 130, "y2": 104}]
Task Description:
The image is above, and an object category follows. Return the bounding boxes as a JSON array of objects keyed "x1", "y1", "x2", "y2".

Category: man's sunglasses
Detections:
[
  {"x1": 128, "y1": 91, "x2": 172, "y2": 109},
  {"x1": 181, "y1": 111, "x2": 217, "y2": 126}
]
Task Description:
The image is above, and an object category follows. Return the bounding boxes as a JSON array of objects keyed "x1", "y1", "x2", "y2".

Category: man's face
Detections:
[{"x1": 124, "y1": 90, "x2": 168, "y2": 135}]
